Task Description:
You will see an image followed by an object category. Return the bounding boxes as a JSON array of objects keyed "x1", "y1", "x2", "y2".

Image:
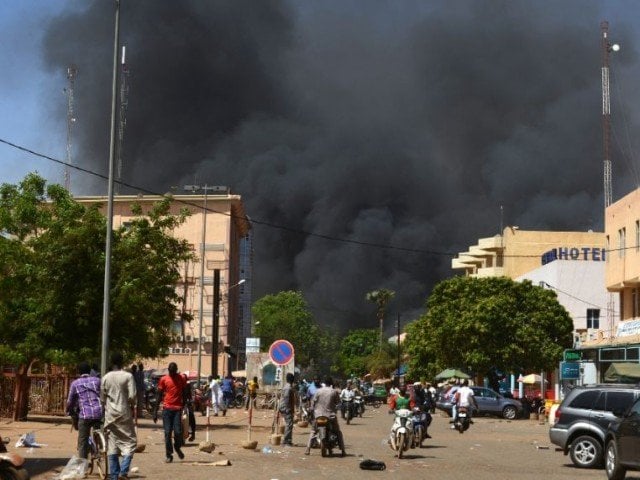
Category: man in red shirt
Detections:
[{"x1": 157, "y1": 362, "x2": 187, "y2": 463}]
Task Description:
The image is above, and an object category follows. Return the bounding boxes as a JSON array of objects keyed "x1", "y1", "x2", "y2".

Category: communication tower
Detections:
[
  {"x1": 115, "y1": 46, "x2": 130, "y2": 194},
  {"x1": 64, "y1": 65, "x2": 77, "y2": 192}
]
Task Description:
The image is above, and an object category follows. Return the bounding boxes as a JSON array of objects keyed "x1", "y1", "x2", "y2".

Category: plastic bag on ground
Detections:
[{"x1": 56, "y1": 455, "x2": 89, "y2": 479}]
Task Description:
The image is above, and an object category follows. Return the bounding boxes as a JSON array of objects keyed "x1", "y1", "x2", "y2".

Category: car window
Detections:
[
  {"x1": 604, "y1": 392, "x2": 635, "y2": 414},
  {"x1": 630, "y1": 399, "x2": 640, "y2": 416},
  {"x1": 568, "y1": 390, "x2": 600, "y2": 409}
]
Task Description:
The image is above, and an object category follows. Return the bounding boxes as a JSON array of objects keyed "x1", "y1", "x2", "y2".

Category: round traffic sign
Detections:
[{"x1": 269, "y1": 339, "x2": 294, "y2": 366}]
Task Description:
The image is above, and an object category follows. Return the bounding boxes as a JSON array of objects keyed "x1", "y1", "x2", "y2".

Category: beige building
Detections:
[
  {"x1": 77, "y1": 192, "x2": 251, "y2": 378},
  {"x1": 604, "y1": 187, "x2": 640, "y2": 346},
  {"x1": 452, "y1": 227, "x2": 606, "y2": 280}
]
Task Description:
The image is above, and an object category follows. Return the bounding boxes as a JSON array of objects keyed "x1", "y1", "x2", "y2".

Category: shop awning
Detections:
[{"x1": 604, "y1": 363, "x2": 640, "y2": 383}]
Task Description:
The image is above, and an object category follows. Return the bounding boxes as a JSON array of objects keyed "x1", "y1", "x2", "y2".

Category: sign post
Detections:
[{"x1": 269, "y1": 339, "x2": 295, "y2": 366}]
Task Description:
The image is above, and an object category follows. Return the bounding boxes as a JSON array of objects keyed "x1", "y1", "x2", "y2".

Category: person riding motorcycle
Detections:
[
  {"x1": 339, "y1": 381, "x2": 355, "y2": 419},
  {"x1": 411, "y1": 382, "x2": 432, "y2": 439},
  {"x1": 304, "y1": 376, "x2": 346, "y2": 456},
  {"x1": 389, "y1": 385, "x2": 413, "y2": 411},
  {"x1": 453, "y1": 379, "x2": 477, "y2": 426}
]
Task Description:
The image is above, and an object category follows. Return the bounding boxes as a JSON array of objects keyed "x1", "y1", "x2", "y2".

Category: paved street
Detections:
[{"x1": 2, "y1": 406, "x2": 637, "y2": 480}]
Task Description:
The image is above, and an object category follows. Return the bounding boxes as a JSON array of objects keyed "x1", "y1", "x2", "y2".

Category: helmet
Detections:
[{"x1": 413, "y1": 382, "x2": 421, "y2": 387}]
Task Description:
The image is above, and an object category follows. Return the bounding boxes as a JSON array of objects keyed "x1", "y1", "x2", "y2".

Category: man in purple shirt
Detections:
[{"x1": 66, "y1": 361, "x2": 103, "y2": 459}]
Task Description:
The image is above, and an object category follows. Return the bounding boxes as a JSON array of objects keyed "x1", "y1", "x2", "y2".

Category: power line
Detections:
[{"x1": 0, "y1": 136, "x2": 625, "y2": 259}]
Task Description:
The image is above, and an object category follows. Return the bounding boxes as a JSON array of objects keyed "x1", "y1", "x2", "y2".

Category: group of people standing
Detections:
[{"x1": 66, "y1": 356, "x2": 200, "y2": 478}]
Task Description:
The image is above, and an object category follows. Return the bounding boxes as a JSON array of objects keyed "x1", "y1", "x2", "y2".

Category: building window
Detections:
[
  {"x1": 587, "y1": 309, "x2": 600, "y2": 329},
  {"x1": 636, "y1": 221, "x2": 640, "y2": 252},
  {"x1": 619, "y1": 228, "x2": 626, "y2": 258},
  {"x1": 634, "y1": 288, "x2": 640, "y2": 319}
]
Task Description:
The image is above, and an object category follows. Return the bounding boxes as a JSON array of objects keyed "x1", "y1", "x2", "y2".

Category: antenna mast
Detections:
[
  {"x1": 64, "y1": 65, "x2": 77, "y2": 192},
  {"x1": 601, "y1": 21, "x2": 620, "y2": 340},
  {"x1": 601, "y1": 21, "x2": 616, "y2": 208},
  {"x1": 115, "y1": 45, "x2": 130, "y2": 194}
]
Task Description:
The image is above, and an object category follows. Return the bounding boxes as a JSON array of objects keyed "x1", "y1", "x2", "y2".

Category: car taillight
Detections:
[{"x1": 554, "y1": 407, "x2": 561, "y2": 423}]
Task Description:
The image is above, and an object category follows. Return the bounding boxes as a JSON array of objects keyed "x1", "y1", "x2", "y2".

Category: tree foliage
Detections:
[
  {"x1": 252, "y1": 290, "x2": 324, "y2": 368},
  {"x1": 404, "y1": 276, "x2": 574, "y2": 382},
  {"x1": 334, "y1": 328, "x2": 379, "y2": 377},
  {"x1": 0, "y1": 173, "x2": 194, "y2": 368}
]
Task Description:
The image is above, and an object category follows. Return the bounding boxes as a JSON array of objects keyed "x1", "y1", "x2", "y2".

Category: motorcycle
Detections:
[
  {"x1": 453, "y1": 406, "x2": 471, "y2": 434},
  {"x1": 0, "y1": 435, "x2": 29, "y2": 480},
  {"x1": 388, "y1": 408, "x2": 414, "y2": 458},
  {"x1": 411, "y1": 407, "x2": 430, "y2": 448},
  {"x1": 342, "y1": 399, "x2": 356, "y2": 425},
  {"x1": 353, "y1": 395, "x2": 365, "y2": 417},
  {"x1": 315, "y1": 415, "x2": 341, "y2": 457}
]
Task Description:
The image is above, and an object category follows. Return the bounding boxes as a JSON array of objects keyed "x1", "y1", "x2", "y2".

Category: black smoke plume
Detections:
[{"x1": 40, "y1": 0, "x2": 640, "y2": 332}]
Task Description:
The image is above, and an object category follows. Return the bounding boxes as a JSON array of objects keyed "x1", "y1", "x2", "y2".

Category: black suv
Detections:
[
  {"x1": 549, "y1": 384, "x2": 640, "y2": 468},
  {"x1": 604, "y1": 396, "x2": 640, "y2": 479}
]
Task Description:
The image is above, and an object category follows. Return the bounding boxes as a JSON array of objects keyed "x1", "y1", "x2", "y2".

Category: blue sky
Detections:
[{"x1": 0, "y1": 1, "x2": 74, "y2": 186}]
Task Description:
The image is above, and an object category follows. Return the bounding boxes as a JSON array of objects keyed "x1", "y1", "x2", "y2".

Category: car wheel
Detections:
[
  {"x1": 502, "y1": 405, "x2": 517, "y2": 420},
  {"x1": 570, "y1": 435, "x2": 602, "y2": 468},
  {"x1": 605, "y1": 440, "x2": 626, "y2": 480}
]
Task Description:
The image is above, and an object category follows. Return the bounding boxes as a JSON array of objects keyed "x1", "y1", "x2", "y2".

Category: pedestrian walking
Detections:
[
  {"x1": 279, "y1": 373, "x2": 296, "y2": 446},
  {"x1": 157, "y1": 362, "x2": 187, "y2": 463},
  {"x1": 209, "y1": 375, "x2": 225, "y2": 416},
  {"x1": 181, "y1": 373, "x2": 196, "y2": 441},
  {"x1": 101, "y1": 352, "x2": 137, "y2": 480},
  {"x1": 66, "y1": 361, "x2": 103, "y2": 459},
  {"x1": 133, "y1": 362, "x2": 145, "y2": 418}
]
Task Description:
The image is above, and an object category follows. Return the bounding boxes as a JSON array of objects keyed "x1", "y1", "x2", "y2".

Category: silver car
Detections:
[{"x1": 436, "y1": 386, "x2": 522, "y2": 420}]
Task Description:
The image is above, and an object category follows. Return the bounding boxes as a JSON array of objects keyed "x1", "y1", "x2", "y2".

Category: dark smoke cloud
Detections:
[{"x1": 40, "y1": 0, "x2": 640, "y2": 332}]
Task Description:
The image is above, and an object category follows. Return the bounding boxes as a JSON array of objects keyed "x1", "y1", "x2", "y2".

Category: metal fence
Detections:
[
  {"x1": 0, "y1": 373, "x2": 73, "y2": 419},
  {"x1": 0, "y1": 375, "x2": 16, "y2": 418}
]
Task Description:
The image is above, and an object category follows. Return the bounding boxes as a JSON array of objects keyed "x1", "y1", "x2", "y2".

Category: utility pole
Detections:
[{"x1": 64, "y1": 64, "x2": 77, "y2": 192}]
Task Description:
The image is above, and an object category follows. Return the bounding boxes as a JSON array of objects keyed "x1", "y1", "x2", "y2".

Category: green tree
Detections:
[
  {"x1": 252, "y1": 290, "x2": 322, "y2": 368},
  {"x1": 365, "y1": 347, "x2": 397, "y2": 380},
  {"x1": 335, "y1": 328, "x2": 379, "y2": 377},
  {"x1": 404, "y1": 276, "x2": 573, "y2": 383},
  {"x1": 0, "y1": 174, "x2": 194, "y2": 417},
  {"x1": 365, "y1": 288, "x2": 395, "y2": 349}
]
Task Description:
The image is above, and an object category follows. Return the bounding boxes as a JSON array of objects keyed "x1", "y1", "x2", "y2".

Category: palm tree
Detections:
[{"x1": 365, "y1": 289, "x2": 395, "y2": 349}]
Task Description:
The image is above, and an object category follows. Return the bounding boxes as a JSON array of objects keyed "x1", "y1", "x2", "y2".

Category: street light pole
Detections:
[{"x1": 101, "y1": 0, "x2": 121, "y2": 377}]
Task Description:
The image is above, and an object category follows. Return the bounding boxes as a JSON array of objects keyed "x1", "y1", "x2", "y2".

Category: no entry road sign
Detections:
[{"x1": 269, "y1": 339, "x2": 294, "y2": 366}]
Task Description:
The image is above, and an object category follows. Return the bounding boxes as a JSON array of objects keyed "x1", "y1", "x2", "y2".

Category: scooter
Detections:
[
  {"x1": 453, "y1": 406, "x2": 471, "y2": 434},
  {"x1": 388, "y1": 408, "x2": 414, "y2": 458},
  {"x1": 0, "y1": 435, "x2": 29, "y2": 480},
  {"x1": 315, "y1": 415, "x2": 341, "y2": 457},
  {"x1": 411, "y1": 407, "x2": 430, "y2": 448}
]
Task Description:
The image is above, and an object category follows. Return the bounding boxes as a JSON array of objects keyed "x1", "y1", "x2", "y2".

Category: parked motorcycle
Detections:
[
  {"x1": 0, "y1": 435, "x2": 29, "y2": 480},
  {"x1": 453, "y1": 406, "x2": 471, "y2": 434},
  {"x1": 411, "y1": 407, "x2": 430, "y2": 448},
  {"x1": 388, "y1": 408, "x2": 414, "y2": 458},
  {"x1": 353, "y1": 395, "x2": 365, "y2": 417}
]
